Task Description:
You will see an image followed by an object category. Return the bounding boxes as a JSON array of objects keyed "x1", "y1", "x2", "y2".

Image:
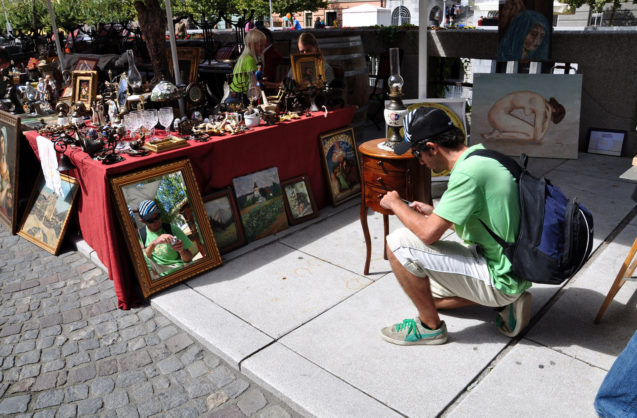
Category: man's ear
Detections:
[{"x1": 425, "y1": 141, "x2": 437, "y2": 153}]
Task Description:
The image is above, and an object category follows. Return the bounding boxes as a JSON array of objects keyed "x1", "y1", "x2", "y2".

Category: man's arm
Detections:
[{"x1": 380, "y1": 191, "x2": 452, "y2": 245}]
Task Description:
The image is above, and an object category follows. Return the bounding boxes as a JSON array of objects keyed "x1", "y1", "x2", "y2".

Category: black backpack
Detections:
[{"x1": 467, "y1": 149, "x2": 594, "y2": 285}]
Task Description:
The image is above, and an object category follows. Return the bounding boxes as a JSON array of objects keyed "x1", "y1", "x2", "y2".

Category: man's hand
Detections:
[
  {"x1": 152, "y1": 234, "x2": 175, "y2": 246},
  {"x1": 409, "y1": 201, "x2": 434, "y2": 216},
  {"x1": 379, "y1": 190, "x2": 402, "y2": 211},
  {"x1": 170, "y1": 239, "x2": 185, "y2": 253}
]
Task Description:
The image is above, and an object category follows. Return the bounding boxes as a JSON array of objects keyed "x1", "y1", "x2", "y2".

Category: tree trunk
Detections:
[{"x1": 134, "y1": 0, "x2": 169, "y2": 85}]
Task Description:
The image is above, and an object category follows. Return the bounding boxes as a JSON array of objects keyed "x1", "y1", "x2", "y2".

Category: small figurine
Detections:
[
  {"x1": 255, "y1": 63, "x2": 265, "y2": 89},
  {"x1": 91, "y1": 100, "x2": 100, "y2": 126},
  {"x1": 37, "y1": 77, "x2": 46, "y2": 102},
  {"x1": 46, "y1": 75, "x2": 58, "y2": 104},
  {"x1": 106, "y1": 99, "x2": 118, "y2": 124}
]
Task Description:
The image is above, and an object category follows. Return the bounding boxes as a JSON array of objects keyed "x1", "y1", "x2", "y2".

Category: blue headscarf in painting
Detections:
[{"x1": 497, "y1": 10, "x2": 550, "y2": 61}]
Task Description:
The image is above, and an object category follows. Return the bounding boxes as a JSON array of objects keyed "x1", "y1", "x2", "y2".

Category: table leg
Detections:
[
  {"x1": 360, "y1": 204, "x2": 371, "y2": 275},
  {"x1": 383, "y1": 213, "x2": 389, "y2": 260},
  {"x1": 595, "y1": 236, "x2": 637, "y2": 323}
]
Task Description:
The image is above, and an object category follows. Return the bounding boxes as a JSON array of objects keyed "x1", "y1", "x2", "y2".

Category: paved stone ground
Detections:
[{"x1": 0, "y1": 226, "x2": 302, "y2": 417}]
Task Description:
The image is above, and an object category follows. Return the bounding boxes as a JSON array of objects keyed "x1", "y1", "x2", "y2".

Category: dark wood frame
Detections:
[
  {"x1": 203, "y1": 188, "x2": 246, "y2": 254},
  {"x1": 587, "y1": 128, "x2": 626, "y2": 157},
  {"x1": 17, "y1": 173, "x2": 79, "y2": 255},
  {"x1": 0, "y1": 111, "x2": 22, "y2": 234},
  {"x1": 71, "y1": 70, "x2": 98, "y2": 109},
  {"x1": 281, "y1": 175, "x2": 319, "y2": 225},
  {"x1": 167, "y1": 47, "x2": 201, "y2": 85},
  {"x1": 73, "y1": 57, "x2": 99, "y2": 71},
  {"x1": 318, "y1": 127, "x2": 362, "y2": 206},
  {"x1": 110, "y1": 158, "x2": 222, "y2": 297},
  {"x1": 290, "y1": 53, "x2": 326, "y2": 89}
]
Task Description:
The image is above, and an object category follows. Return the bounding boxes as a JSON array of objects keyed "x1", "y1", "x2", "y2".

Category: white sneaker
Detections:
[{"x1": 496, "y1": 292, "x2": 532, "y2": 337}]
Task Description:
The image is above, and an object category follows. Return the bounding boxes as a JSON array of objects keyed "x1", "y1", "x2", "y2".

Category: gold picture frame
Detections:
[
  {"x1": 0, "y1": 111, "x2": 22, "y2": 234},
  {"x1": 318, "y1": 127, "x2": 362, "y2": 206},
  {"x1": 71, "y1": 70, "x2": 98, "y2": 109},
  {"x1": 290, "y1": 53, "x2": 326, "y2": 89},
  {"x1": 18, "y1": 173, "x2": 79, "y2": 255},
  {"x1": 110, "y1": 158, "x2": 222, "y2": 297},
  {"x1": 166, "y1": 47, "x2": 201, "y2": 85}
]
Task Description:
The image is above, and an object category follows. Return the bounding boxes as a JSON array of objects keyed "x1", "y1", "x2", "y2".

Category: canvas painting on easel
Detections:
[{"x1": 471, "y1": 73, "x2": 582, "y2": 159}]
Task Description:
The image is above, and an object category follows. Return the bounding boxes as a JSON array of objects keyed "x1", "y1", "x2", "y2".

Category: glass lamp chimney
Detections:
[{"x1": 388, "y1": 48, "x2": 403, "y2": 93}]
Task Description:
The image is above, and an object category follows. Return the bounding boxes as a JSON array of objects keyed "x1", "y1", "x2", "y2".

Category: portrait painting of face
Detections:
[{"x1": 497, "y1": 0, "x2": 553, "y2": 62}]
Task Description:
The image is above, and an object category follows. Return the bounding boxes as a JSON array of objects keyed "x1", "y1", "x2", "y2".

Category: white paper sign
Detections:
[{"x1": 36, "y1": 135, "x2": 63, "y2": 198}]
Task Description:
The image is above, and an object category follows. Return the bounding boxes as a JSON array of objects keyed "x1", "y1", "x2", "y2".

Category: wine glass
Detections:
[
  {"x1": 131, "y1": 110, "x2": 144, "y2": 139},
  {"x1": 144, "y1": 109, "x2": 158, "y2": 137},
  {"x1": 123, "y1": 114, "x2": 134, "y2": 139},
  {"x1": 158, "y1": 107, "x2": 174, "y2": 135}
]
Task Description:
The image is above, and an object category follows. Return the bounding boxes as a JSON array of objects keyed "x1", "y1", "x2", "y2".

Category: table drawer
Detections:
[
  {"x1": 363, "y1": 169, "x2": 407, "y2": 192},
  {"x1": 364, "y1": 183, "x2": 407, "y2": 213},
  {"x1": 362, "y1": 156, "x2": 408, "y2": 174}
]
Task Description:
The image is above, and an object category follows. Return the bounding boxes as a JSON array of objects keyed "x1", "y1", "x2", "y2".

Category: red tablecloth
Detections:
[{"x1": 25, "y1": 107, "x2": 354, "y2": 309}]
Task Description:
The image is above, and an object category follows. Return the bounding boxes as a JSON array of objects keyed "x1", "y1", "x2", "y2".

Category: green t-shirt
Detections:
[
  {"x1": 230, "y1": 55, "x2": 257, "y2": 94},
  {"x1": 434, "y1": 144, "x2": 531, "y2": 294},
  {"x1": 139, "y1": 224, "x2": 195, "y2": 277}
]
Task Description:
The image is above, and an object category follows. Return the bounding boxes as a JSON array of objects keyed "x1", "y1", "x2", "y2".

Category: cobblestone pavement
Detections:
[{"x1": 0, "y1": 227, "x2": 302, "y2": 418}]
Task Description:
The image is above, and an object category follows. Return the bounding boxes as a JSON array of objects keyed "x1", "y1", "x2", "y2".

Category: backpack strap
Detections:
[
  {"x1": 138, "y1": 226, "x2": 147, "y2": 245},
  {"x1": 467, "y1": 149, "x2": 523, "y2": 181},
  {"x1": 139, "y1": 223, "x2": 172, "y2": 247},
  {"x1": 466, "y1": 149, "x2": 523, "y2": 249}
]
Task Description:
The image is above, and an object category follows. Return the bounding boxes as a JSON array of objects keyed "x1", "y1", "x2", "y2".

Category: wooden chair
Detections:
[{"x1": 595, "y1": 236, "x2": 637, "y2": 323}]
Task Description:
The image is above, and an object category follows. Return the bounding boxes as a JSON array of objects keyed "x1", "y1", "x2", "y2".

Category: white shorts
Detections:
[{"x1": 386, "y1": 228, "x2": 519, "y2": 307}]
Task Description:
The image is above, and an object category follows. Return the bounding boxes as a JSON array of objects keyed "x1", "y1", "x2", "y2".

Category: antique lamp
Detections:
[{"x1": 382, "y1": 48, "x2": 408, "y2": 151}]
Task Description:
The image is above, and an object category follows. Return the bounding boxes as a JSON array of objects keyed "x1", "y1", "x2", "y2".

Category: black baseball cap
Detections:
[{"x1": 394, "y1": 107, "x2": 454, "y2": 155}]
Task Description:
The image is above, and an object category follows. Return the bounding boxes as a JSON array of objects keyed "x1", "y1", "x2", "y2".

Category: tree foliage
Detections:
[
  {"x1": 560, "y1": 0, "x2": 635, "y2": 24},
  {"x1": 2, "y1": 0, "x2": 328, "y2": 36}
]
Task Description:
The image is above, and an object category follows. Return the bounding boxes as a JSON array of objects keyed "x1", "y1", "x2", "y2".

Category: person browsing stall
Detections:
[
  {"x1": 226, "y1": 29, "x2": 267, "y2": 105},
  {"x1": 254, "y1": 26, "x2": 283, "y2": 92},
  {"x1": 287, "y1": 32, "x2": 335, "y2": 86},
  {"x1": 138, "y1": 200, "x2": 197, "y2": 277},
  {"x1": 378, "y1": 107, "x2": 532, "y2": 345}
]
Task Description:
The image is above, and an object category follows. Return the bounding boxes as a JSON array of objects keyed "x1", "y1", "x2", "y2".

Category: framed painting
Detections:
[
  {"x1": 472, "y1": 73, "x2": 582, "y2": 159},
  {"x1": 167, "y1": 47, "x2": 201, "y2": 85},
  {"x1": 0, "y1": 111, "x2": 21, "y2": 234},
  {"x1": 17, "y1": 173, "x2": 79, "y2": 255},
  {"x1": 111, "y1": 158, "x2": 222, "y2": 297},
  {"x1": 71, "y1": 70, "x2": 98, "y2": 109},
  {"x1": 497, "y1": 0, "x2": 553, "y2": 62},
  {"x1": 232, "y1": 167, "x2": 288, "y2": 242},
  {"x1": 587, "y1": 128, "x2": 626, "y2": 157},
  {"x1": 203, "y1": 188, "x2": 246, "y2": 254},
  {"x1": 290, "y1": 53, "x2": 326, "y2": 88},
  {"x1": 281, "y1": 175, "x2": 318, "y2": 225},
  {"x1": 73, "y1": 57, "x2": 99, "y2": 71},
  {"x1": 319, "y1": 127, "x2": 362, "y2": 206}
]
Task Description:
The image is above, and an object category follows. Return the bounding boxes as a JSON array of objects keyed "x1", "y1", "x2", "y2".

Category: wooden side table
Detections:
[{"x1": 358, "y1": 138, "x2": 432, "y2": 275}]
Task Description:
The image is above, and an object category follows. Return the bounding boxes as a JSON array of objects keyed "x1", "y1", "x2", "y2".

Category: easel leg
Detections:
[{"x1": 595, "y1": 236, "x2": 637, "y2": 324}]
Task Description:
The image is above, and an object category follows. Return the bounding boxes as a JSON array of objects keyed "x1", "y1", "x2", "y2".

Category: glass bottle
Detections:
[{"x1": 126, "y1": 50, "x2": 142, "y2": 93}]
